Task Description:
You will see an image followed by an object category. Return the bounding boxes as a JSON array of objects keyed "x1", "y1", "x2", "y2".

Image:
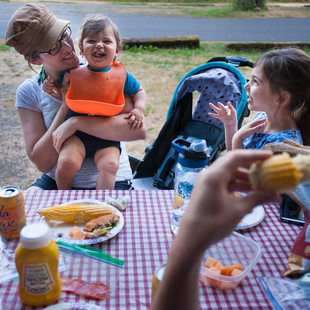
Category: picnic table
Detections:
[{"x1": 0, "y1": 189, "x2": 301, "y2": 309}]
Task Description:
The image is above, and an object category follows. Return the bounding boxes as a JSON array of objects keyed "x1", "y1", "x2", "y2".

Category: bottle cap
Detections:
[
  {"x1": 191, "y1": 140, "x2": 207, "y2": 153},
  {"x1": 20, "y1": 222, "x2": 50, "y2": 249},
  {"x1": 178, "y1": 154, "x2": 208, "y2": 168}
]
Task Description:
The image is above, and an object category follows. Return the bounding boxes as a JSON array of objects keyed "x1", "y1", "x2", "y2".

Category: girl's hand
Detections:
[
  {"x1": 124, "y1": 108, "x2": 144, "y2": 129},
  {"x1": 233, "y1": 118, "x2": 266, "y2": 148},
  {"x1": 208, "y1": 101, "x2": 237, "y2": 128}
]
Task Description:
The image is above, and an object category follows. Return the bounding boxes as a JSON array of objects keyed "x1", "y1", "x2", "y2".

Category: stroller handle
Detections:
[{"x1": 207, "y1": 56, "x2": 254, "y2": 68}]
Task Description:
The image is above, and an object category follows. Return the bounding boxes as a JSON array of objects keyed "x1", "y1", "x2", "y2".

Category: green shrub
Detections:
[{"x1": 232, "y1": 0, "x2": 267, "y2": 11}]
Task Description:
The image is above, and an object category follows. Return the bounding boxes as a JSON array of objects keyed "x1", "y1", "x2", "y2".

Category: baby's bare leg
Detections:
[
  {"x1": 94, "y1": 147, "x2": 120, "y2": 189},
  {"x1": 56, "y1": 136, "x2": 86, "y2": 189}
]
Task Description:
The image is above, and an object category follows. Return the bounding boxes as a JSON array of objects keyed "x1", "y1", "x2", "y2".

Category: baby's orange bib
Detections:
[{"x1": 66, "y1": 61, "x2": 126, "y2": 116}]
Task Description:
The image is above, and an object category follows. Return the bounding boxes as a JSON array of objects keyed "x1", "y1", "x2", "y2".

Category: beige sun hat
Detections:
[{"x1": 5, "y1": 3, "x2": 70, "y2": 56}]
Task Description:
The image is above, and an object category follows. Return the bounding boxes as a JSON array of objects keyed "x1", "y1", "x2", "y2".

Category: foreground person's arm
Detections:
[{"x1": 151, "y1": 150, "x2": 280, "y2": 310}]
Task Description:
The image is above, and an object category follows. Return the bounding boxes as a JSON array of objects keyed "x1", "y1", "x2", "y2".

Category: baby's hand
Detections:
[
  {"x1": 208, "y1": 101, "x2": 237, "y2": 128},
  {"x1": 61, "y1": 72, "x2": 70, "y2": 97},
  {"x1": 124, "y1": 108, "x2": 144, "y2": 129},
  {"x1": 43, "y1": 78, "x2": 62, "y2": 99}
]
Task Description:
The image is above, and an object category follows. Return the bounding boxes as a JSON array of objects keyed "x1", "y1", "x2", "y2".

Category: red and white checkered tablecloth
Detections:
[{"x1": 0, "y1": 190, "x2": 302, "y2": 309}]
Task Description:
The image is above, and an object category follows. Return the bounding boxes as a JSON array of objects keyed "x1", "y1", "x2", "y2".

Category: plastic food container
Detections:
[{"x1": 200, "y1": 232, "x2": 261, "y2": 290}]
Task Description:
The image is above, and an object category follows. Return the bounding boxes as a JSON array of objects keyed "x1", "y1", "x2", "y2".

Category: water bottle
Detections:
[{"x1": 171, "y1": 138, "x2": 209, "y2": 235}]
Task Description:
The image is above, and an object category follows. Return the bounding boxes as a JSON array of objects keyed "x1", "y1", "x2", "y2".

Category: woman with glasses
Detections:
[{"x1": 5, "y1": 3, "x2": 146, "y2": 190}]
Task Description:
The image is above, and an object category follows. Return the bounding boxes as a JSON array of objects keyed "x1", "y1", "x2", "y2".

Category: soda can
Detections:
[
  {"x1": 151, "y1": 263, "x2": 166, "y2": 300},
  {"x1": 0, "y1": 186, "x2": 26, "y2": 239}
]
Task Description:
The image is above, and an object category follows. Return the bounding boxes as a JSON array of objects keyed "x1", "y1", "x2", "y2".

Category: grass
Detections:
[
  {"x1": 72, "y1": 1, "x2": 310, "y2": 18},
  {"x1": 15, "y1": 0, "x2": 310, "y2": 18}
]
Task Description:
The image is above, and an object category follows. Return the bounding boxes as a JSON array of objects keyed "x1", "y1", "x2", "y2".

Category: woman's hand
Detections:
[
  {"x1": 181, "y1": 149, "x2": 279, "y2": 250},
  {"x1": 52, "y1": 118, "x2": 77, "y2": 153},
  {"x1": 152, "y1": 150, "x2": 280, "y2": 310}
]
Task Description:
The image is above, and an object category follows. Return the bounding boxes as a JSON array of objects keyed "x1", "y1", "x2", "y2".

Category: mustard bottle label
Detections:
[{"x1": 22, "y1": 263, "x2": 55, "y2": 294}]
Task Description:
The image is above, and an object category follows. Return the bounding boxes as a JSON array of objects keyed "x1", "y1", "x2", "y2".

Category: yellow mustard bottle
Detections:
[{"x1": 15, "y1": 222, "x2": 61, "y2": 306}]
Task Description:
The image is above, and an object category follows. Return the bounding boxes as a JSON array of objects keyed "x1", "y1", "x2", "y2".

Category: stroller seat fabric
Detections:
[{"x1": 189, "y1": 68, "x2": 241, "y2": 127}]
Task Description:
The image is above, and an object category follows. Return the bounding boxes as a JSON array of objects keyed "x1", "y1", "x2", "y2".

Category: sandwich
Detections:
[
  {"x1": 68, "y1": 213, "x2": 120, "y2": 240},
  {"x1": 84, "y1": 214, "x2": 120, "y2": 239}
]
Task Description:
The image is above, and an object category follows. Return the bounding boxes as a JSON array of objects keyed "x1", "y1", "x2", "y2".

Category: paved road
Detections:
[{"x1": 1, "y1": 2, "x2": 310, "y2": 42}]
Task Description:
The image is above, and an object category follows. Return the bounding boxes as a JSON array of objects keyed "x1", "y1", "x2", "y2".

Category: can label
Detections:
[
  {"x1": 0, "y1": 186, "x2": 26, "y2": 239},
  {"x1": 152, "y1": 263, "x2": 166, "y2": 300}
]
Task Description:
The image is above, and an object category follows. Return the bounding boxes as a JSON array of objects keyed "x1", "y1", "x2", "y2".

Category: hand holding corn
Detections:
[
  {"x1": 37, "y1": 203, "x2": 114, "y2": 223},
  {"x1": 249, "y1": 152, "x2": 310, "y2": 192}
]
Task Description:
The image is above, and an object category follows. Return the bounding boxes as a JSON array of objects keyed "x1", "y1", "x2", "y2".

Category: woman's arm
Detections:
[
  {"x1": 52, "y1": 91, "x2": 147, "y2": 152},
  {"x1": 151, "y1": 150, "x2": 280, "y2": 310},
  {"x1": 53, "y1": 113, "x2": 147, "y2": 153},
  {"x1": 18, "y1": 104, "x2": 69, "y2": 172}
]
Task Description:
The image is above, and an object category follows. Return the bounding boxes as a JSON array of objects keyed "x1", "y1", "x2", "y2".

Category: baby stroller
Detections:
[{"x1": 132, "y1": 56, "x2": 254, "y2": 189}]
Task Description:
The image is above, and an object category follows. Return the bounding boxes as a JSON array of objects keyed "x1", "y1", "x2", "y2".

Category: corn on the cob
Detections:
[
  {"x1": 249, "y1": 152, "x2": 308, "y2": 192},
  {"x1": 292, "y1": 154, "x2": 310, "y2": 182},
  {"x1": 37, "y1": 204, "x2": 114, "y2": 223}
]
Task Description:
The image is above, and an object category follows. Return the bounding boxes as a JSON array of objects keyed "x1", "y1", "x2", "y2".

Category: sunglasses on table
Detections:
[{"x1": 39, "y1": 26, "x2": 72, "y2": 56}]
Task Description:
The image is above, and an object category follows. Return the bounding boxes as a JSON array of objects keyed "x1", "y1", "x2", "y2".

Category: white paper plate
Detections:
[
  {"x1": 43, "y1": 199, "x2": 124, "y2": 245},
  {"x1": 235, "y1": 205, "x2": 265, "y2": 230}
]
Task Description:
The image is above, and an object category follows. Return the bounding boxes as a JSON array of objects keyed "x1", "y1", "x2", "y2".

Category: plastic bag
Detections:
[
  {"x1": 57, "y1": 241, "x2": 124, "y2": 302},
  {"x1": 0, "y1": 239, "x2": 124, "y2": 309},
  {"x1": 0, "y1": 238, "x2": 65, "y2": 284},
  {"x1": 57, "y1": 241, "x2": 124, "y2": 306},
  {"x1": 258, "y1": 274, "x2": 310, "y2": 310},
  {"x1": 0, "y1": 238, "x2": 17, "y2": 284}
]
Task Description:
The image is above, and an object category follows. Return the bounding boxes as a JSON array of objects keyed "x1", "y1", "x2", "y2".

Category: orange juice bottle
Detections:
[{"x1": 15, "y1": 222, "x2": 61, "y2": 306}]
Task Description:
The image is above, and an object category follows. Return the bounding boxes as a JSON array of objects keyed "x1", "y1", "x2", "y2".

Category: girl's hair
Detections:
[
  {"x1": 79, "y1": 14, "x2": 122, "y2": 50},
  {"x1": 255, "y1": 47, "x2": 310, "y2": 145}
]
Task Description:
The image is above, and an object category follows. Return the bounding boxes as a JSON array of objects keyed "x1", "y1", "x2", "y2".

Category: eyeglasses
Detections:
[{"x1": 39, "y1": 26, "x2": 72, "y2": 56}]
